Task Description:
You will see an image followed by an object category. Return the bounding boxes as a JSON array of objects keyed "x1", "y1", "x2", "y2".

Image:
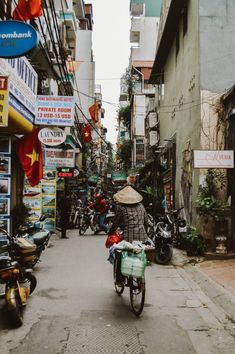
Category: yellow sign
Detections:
[{"x1": 0, "y1": 76, "x2": 9, "y2": 127}]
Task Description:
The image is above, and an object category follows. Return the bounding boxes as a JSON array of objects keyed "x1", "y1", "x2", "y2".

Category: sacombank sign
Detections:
[{"x1": 0, "y1": 20, "x2": 38, "y2": 58}]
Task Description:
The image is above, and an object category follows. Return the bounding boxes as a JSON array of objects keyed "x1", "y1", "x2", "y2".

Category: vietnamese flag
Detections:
[
  {"x1": 17, "y1": 128, "x2": 43, "y2": 186},
  {"x1": 88, "y1": 102, "x2": 99, "y2": 123},
  {"x1": 13, "y1": 0, "x2": 42, "y2": 21},
  {"x1": 82, "y1": 125, "x2": 92, "y2": 143}
]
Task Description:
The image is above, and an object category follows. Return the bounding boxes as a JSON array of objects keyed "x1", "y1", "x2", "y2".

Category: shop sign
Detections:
[
  {"x1": 45, "y1": 148, "x2": 75, "y2": 168},
  {"x1": 0, "y1": 76, "x2": 9, "y2": 127},
  {"x1": 38, "y1": 127, "x2": 66, "y2": 146},
  {"x1": 36, "y1": 95, "x2": 75, "y2": 126},
  {"x1": 0, "y1": 57, "x2": 38, "y2": 119},
  {"x1": 57, "y1": 167, "x2": 74, "y2": 178},
  {"x1": 0, "y1": 21, "x2": 38, "y2": 58},
  {"x1": 194, "y1": 150, "x2": 234, "y2": 169}
]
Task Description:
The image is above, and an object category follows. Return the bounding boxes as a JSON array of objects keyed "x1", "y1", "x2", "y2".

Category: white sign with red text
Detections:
[
  {"x1": 194, "y1": 150, "x2": 234, "y2": 168},
  {"x1": 45, "y1": 148, "x2": 75, "y2": 168},
  {"x1": 36, "y1": 95, "x2": 75, "y2": 126}
]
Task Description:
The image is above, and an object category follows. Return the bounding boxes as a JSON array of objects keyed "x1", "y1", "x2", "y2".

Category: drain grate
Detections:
[{"x1": 64, "y1": 322, "x2": 144, "y2": 354}]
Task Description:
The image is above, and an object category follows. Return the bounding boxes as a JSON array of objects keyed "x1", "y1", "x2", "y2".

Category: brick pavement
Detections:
[{"x1": 196, "y1": 259, "x2": 235, "y2": 297}]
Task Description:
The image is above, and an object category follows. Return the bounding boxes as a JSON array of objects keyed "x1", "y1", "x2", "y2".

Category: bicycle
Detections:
[{"x1": 113, "y1": 246, "x2": 146, "y2": 316}]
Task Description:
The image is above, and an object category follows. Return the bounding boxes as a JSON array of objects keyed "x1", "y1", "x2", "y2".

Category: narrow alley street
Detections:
[{"x1": 0, "y1": 231, "x2": 234, "y2": 354}]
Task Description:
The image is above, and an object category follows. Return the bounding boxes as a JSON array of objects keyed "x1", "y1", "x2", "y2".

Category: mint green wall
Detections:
[{"x1": 131, "y1": 0, "x2": 162, "y2": 17}]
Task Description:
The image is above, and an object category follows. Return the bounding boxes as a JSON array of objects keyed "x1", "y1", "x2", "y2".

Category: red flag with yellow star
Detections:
[
  {"x1": 13, "y1": 0, "x2": 42, "y2": 21},
  {"x1": 17, "y1": 128, "x2": 43, "y2": 186},
  {"x1": 88, "y1": 102, "x2": 99, "y2": 123}
]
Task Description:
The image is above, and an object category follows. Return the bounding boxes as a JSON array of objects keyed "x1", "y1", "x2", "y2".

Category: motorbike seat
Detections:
[{"x1": 31, "y1": 231, "x2": 50, "y2": 246}]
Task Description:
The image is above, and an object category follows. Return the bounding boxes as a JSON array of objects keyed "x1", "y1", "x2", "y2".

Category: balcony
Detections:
[
  {"x1": 60, "y1": 11, "x2": 78, "y2": 43},
  {"x1": 73, "y1": 0, "x2": 85, "y2": 18},
  {"x1": 130, "y1": 2, "x2": 144, "y2": 17}
]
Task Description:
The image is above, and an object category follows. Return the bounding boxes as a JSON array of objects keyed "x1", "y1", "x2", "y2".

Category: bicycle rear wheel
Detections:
[{"x1": 129, "y1": 276, "x2": 145, "y2": 316}]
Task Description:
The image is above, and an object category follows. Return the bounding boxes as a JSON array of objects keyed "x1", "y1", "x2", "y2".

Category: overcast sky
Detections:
[{"x1": 86, "y1": 0, "x2": 131, "y2": 143}]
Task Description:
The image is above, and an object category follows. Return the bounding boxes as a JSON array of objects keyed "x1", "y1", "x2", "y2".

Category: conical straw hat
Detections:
[{"x1": 113, "y1": 186, "x2": 143, "y2": 204}]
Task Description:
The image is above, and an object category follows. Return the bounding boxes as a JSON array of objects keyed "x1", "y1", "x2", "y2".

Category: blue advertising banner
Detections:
[{"x1": 0, "y1": 21, "x2": 38, "y2": 58}]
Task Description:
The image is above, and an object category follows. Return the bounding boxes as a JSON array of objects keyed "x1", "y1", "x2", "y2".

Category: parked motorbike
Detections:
[
  {"x1": 16, "y1": 215, "x2": 52, "y2": 267},
  {"x1": 164, "y1": 207, "x2": 187, "y2": 247},
  {"x1": 0, "y1": 226, "x2": 37, "y2": 327},
  {"x1": 151, "y1": 220, "x2": 173, "y2": 264},
  {"x1": 79, "y1": 206, "x2": 96, "y2": 235}
]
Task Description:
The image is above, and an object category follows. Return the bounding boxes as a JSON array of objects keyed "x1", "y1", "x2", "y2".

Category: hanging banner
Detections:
[
  {"x1": 45, "y1": 148, "x2": 75, "y2": 168},
  {"x1": 0, "y1": 76, "x2": 9, "y2": 127},
  {"x1": 36, "y1": 95, "x2": 75, "y2": 126}
]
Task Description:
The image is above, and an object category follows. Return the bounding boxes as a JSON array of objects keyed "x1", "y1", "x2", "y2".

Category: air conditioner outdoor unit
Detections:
[{"x1": 149, "y1": 112, "x2": 157, "y2": 128}]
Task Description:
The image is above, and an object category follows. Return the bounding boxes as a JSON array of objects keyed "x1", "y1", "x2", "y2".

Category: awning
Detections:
[{"x1": 111, "y1": 171, "x2": 127, "y2": 182}]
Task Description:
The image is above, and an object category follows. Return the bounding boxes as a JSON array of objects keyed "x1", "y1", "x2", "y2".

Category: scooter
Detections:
[
  {"x1": 0, "y1": 226, "x2": 37, "y2": 327},
  {"x1": 17, "y1": 215, "x2": 52, "y2": 267},
  {"x1": 153, "y1": 221, "x2": 173, "y2": 264}
]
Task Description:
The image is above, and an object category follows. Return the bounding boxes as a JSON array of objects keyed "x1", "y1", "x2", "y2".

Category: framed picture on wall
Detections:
[
  {"x1": 0, "y1": 156, "x2": 10, "y2": 175},
  {"x1": 0, "y1": 198, "x2": 10, "y2": 216},
  {"x1": 0, "y1": 178, "x2": 10, "y2": 195},
  {"x1": 0, "y1": 218, "x2": 10, "y2": 235},
  {"x1": 0, "y1": 137, "x2": 11, "y2": 154}
]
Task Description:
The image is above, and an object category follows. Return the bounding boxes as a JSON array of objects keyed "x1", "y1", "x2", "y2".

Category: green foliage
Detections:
[
  {"x1": 118, "y1": 140, "x2": 132, "y2": 170},
  {"x1": 183, "y1": 226, "x2": 206, "y2": 256},
  {"x1": 196, "y1": 169, "x2": 227, "y2": 216},
  {"x1": 118, "y1": 105, "x2": 131, "y2": 130}
]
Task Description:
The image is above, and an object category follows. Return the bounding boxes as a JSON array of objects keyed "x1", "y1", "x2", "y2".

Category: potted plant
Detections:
[
  {"x1": 183, "y1": 226, "x2": 206, "y2": 257},
  {"x1": 196, "y1": 169, "x2": 229, "y2": 219}
]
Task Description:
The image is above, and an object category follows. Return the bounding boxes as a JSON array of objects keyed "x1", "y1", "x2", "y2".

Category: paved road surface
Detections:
[{"x1": 0, "y1": 230, "x2": 234, "y2": 353}]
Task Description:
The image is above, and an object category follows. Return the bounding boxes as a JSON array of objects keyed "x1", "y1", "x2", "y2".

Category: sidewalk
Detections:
[{"x1": 172, "y1": 248, "x2": 235, "y2": 322}]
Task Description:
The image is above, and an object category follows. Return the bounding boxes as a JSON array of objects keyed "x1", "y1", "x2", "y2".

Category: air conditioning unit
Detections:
[
  {"x1": 149, "y1": 112, "x2": 157, "y2": 128},
  {"x1": 149, "y1": 131, "x2": 159, "y2": 146}
]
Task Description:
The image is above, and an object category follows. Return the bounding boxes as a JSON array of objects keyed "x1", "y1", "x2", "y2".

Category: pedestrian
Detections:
[
  {"x1": 58, "y1": 192, "x2": 71, "y2": 239},
  {"x1": 108, "y1": 185, "x2": 149, "y2": 284}
]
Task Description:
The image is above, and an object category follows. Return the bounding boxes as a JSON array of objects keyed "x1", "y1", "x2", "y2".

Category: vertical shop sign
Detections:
[
  {"x1": 0, "y1": 137, "x2": 11, "y2": 237},
  {"x1": 0, "y1": 76, "x2": 9, "y2": 127},
  {"x1": 41, "y1": 168, "x2": 57, "y2": 230}
]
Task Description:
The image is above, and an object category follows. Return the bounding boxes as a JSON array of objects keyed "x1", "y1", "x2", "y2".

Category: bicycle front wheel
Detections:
[
  {"x1": 113, "y1": 257, "x2": 124, "y2": 295},
  {"x1": 129, "y1": 276, "x2": 145, "y2": 316}
]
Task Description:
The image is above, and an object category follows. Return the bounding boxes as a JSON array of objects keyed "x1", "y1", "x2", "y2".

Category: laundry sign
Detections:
[{"x1": 38, "y1": 127, "x2": 66, "y2": 146}]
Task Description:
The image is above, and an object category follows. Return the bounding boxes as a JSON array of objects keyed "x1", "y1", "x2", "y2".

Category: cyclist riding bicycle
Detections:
[{"x1": 108, "y1": 185, "x2": 149, "y2": 284}]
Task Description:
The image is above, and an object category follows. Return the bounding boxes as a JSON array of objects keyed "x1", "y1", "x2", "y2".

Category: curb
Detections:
[
  {"x1": 183, "y1": 262, "x2": 235, "y2": 323},
  {"x1": 171, "y1": 248, "x2": 235, "y2": 323}
]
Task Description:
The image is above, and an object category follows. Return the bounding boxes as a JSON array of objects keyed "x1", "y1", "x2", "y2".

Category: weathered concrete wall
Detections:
[
  {"x1": 199, "y1": 0, "x2": 235, "y2": 92},
  {"x1": 158, "y1": 0, "x2": 200, "y2": 217}
]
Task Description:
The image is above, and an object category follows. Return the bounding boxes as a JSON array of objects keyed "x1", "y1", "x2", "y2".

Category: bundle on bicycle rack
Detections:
[{"x1": 121, "y1": 249, "x2": 147, "y2": 278}]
